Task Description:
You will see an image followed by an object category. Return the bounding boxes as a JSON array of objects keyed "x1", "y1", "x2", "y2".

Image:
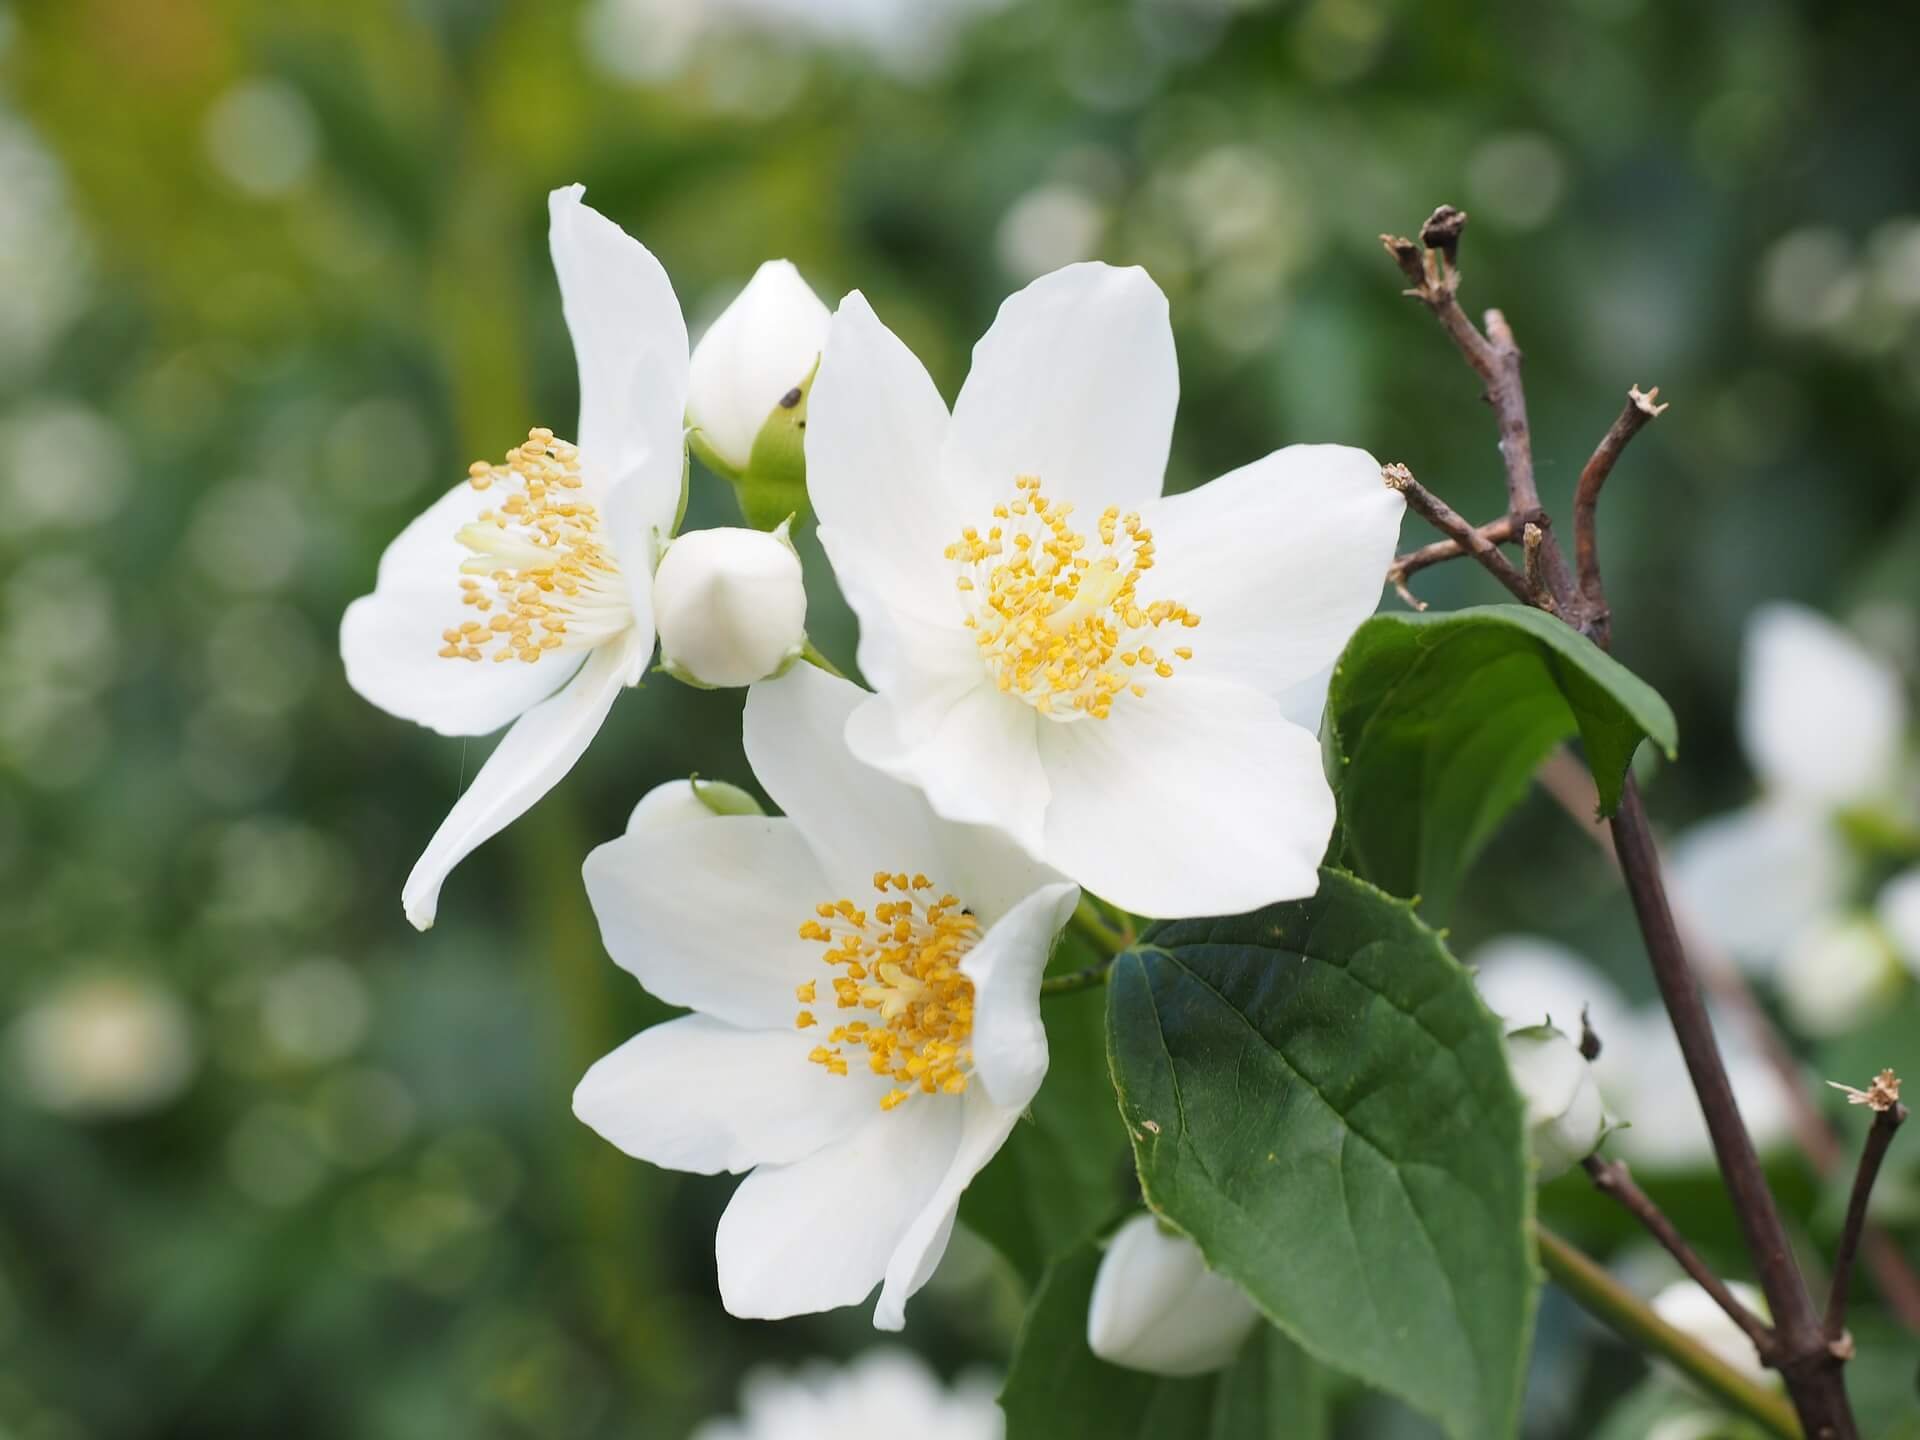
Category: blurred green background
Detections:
[{"x1": 3, "y1": 0, "x2": 1918, "y2": 1435}]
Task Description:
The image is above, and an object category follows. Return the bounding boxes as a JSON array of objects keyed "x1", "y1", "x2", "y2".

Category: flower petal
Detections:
[
  {"x1": 1037, "y1": 678, "x2": 1330, "y2": 918},
  {"x1": 548, "y1": 184, "x2": 689, "y2": 550},
  {"x1": 1087, "y1": 1212, "x2": 1262, "y2": 1377},
  {"x1": 582, "y1": 813, "x2": 833, "y2": 1031},
  {"x1": 807, "y1": 291, "x2": 957, "y2": 623},
  {"x1": 716, "y1": 1100, "x2": 964, "y2": 1321},
  {"x1": 1140, "y1": 445, "x2": 1402, "y2": 697},
  {"x1": 574, "y1": 1015, "x2": 884, "y2": 1175},
  {"x1": 943, "y1": 263, "x2": 1175, "y2": 513},
  {"x1": 1740, "y1": 603, "x2": 1907, "y2": 806},
  {"x1": 340, "y1": 482, "x2": 584, "y2": 736},
  {"x1": 1469, "y1": 935, "x2": 1633, "y2": 1052},
  {"x1": 874, "y1": 1090, "x2": 1022, "y2": 1330},
  {"x1": 961, "y1": 881, "x2": 1079, "y2": 1111},
  {"x1": 1668, "y1": 801, "x2": 1850, "y2": 973},
  {"x1": 402, "y1": 629, "x2": 643, "y2": 929},
  {"x1": 687, "y1": 259, "x2": 831, "y2": 474}
]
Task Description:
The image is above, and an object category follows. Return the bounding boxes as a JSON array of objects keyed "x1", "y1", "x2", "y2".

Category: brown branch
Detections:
[
  {"x1": 1573, "y1": 385, "x2": 1669, "y2": 647},
  {"x1": 1387, "y1": 515, "x2": 1522, "y2": 610},
  {"x1": 1825, "y1": 1080, "x2": 1908, "y2": 1345},
  {"x1": 1583, "y1": 1153, "x2": 1779, "y2": 1360},
  {"x1": 1381, "y1": 463, "x2": 1538, "y2": 606}
]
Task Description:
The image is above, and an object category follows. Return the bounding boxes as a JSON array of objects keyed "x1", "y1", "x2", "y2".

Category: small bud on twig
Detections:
[{"x1": 1420, "y1": 204, "x2": 1468, "y2": 264}]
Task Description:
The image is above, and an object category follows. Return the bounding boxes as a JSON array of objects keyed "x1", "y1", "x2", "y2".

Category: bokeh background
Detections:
[{"x1": 3, "y1": 0, "x2": 1918, "y2": 1435}]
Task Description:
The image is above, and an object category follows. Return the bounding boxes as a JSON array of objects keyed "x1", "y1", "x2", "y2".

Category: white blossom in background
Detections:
[
  {"x1": 1086, "y1": 1212, "x2": 1261, "y2": 1376},
  {"x1": 654, "y1": 525, "x2": 809, "y2": 687},
  {"x1": 8, "y1": 973, "x2": 197, "y2": 1119},
  {"x1": 805, "y1": 263, "x2": 1404, "y2": 919},
  {"x1": 1773, "y1": 918, "x2": 1900, "y2": 1037},
  {"x1": 1650, "y1": 1280, "x2": 1775, "y2": 1390},
  {"x1": 1880, "y1": 868, "x2": 1920, "y2": 977},
  {"x1": 692, "y1": 1349, "x2": 1002, "y2": 1440},
  {"x1": 1503, "y1": 1025, "x2": 1608, "y2": 1181},
  {"x1": 574, "y1": 664, "x2": 1078, "y2": 1328},
  {"x1": 687, "y1": 261, "x2": 830, "y2": 476}
]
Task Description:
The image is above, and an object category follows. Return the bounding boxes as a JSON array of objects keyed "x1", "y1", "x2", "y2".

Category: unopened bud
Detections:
[
  {"x1": 653, "y1": 524, "x2": 808, "y2": 688},
  {"x1": 687, "y1": 260, "x2": 830, "y2": 478},
  {"x1": 1505, "y1": 1024, "x2": 1608, "y2": 1181},
  {"x1": 1650, "y1": 1280, "x2": 1774, "y2": 1390},
  {"x1": 1086, "y1": 1212, "x2": 1261, "y2": 1377},
  {"x1": 626, "y1": 777, "x2": 764, "y2": 835}
]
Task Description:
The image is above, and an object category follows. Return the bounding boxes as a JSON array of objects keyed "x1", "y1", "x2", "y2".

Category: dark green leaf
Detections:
[
  {"x1": 1107, "y1": 869, "x2": 1536, "y2": 1440},
  {"x1": 1325, "y1": 604, "x2": 1678, "y2": 918}
]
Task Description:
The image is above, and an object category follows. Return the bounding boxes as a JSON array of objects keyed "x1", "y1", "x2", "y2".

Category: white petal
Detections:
[
  {"x1": 548, "y1": 185, "x2": 689, "y2": 550},
  {"x1": 1651, "y1": 1281, "x2": 1775, "y2": 1390},
  {"x1": 1038, "y1": 679, "x2": 1330, "y2": 919},
  {"x1": 944, "y1": 263, "x2": 1175, "y2": 513},
  {"x1": 340, "y1": 481, "x2": 583, "y2": 736},
  {"x1": 1140, "y1": 445, "x2": 1403, "y2": 696},
  {"x1": 1086, "y1": 1213, "x2": 1261, "y2": 1377},
  {"x1": 1469, "y1": 935, "x2": 1632, "y2": 1054},
  {"x1": 1878, "y1": 867, "x2": 1920, "y2": 975},
  {"x1": 1739, "y1": 603, "x2": 1907, "y2": 806},
  {"x1": 961, "y1": 881, "x2": 1079, "y2": 1111},
  {"x1": 806, "y1": 291, "x2": 957, "y2": 623},
  {"x1": 715, "y1": 1100, "x2": 963, "y2": 1321},
  {"x1": 573, "y1": 1015, "x2": 883, "y2": 1174},
  {"x1": 401, "y1": 630, "x2": 641, "y2": 929},
  {"x1": 582, "y1": 813, "x2": 832, "y2": 1031},
  {"x1": 874, "y1": 1090, "x2": 1022, "y2": 1329},
  {"x1": 687, "y1": 260, "x2": 831, "y2": 474},
  {"x1": 1668, "y1": 802, "x2": 1850, "y2": 973}
]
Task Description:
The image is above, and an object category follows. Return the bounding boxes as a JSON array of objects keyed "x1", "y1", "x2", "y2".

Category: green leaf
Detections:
[
  {"x1": 1106, "y1": 869, "x2": 1536, "y2": 1440},
  {"x1": 1325, "y1": 604, "x2": 1678, "y2": 919},
  {"x1": 1000, "y1": 1242, "x2": 1330, "y2": 1440}
]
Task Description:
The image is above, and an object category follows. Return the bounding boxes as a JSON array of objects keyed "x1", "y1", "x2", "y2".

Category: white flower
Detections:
[
  {"x1": 805, "y1": 264, "x2": 1404, "y2": 918},
  {"x1": 627, "y1": 776, "x2": 764, "y2": 834},
  {"x1": 1503, "y1": 1024, "x2": 1607, "y2": 1181},
  {"x1": 688, "y1": 260, "x2": 830, "y2": 476},
  {"x1": 691, "y1": 1349, "x2": 1002, "y2": 1440},
  {"x1": 573, "y1": 663, "x2": 1079, "y2": 1328},
  {"x1": 1650, "y1": 1279, "x2": 1775, "y2": 1390},
  {"x1": 1879, "y1": 867, "x2": 1920, "y2": 976},
  {"x1": 654, "y1": 524, "x2": 808, "y2": 686},
  {"x1": 1774, "y1": 916, "x2": 1899, "y2": 1036},
  {"x1": 1472, "y1": 934, "x2": 1632, "y2": 1045},
  {"x1": 7, "y1": 972, "x2": 196, "y2": 1119},
  {"x1": 1086, "y1": 1212, "x2": 1261, "y2": 1376}
]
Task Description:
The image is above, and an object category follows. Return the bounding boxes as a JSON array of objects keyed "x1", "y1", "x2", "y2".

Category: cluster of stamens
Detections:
[
  {"x1": 795, "y1": 871, "x2": 980, "y2": 1111},
  {"x1": 945, "y1": 476, "x2": 1197, "y2": 719},
  {"x1": 437, "y1": 428, "x2": 623, "y2": 665}
]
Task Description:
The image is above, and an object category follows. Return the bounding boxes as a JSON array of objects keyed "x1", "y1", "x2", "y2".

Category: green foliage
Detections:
[
  {"x1": 1325, "y1": 605, "x2": 1679, "y2": 919},
  {"x1": 999, "y1": 1242, "x2": 1330, "y2": 1440},
  {"x1": 1106, "y1": 870, "x2": 1535, "y2": 1440}
]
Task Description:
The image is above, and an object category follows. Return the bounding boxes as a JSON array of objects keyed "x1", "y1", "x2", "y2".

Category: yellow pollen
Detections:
[
  {"x1": 944, "y1": 476, "x2": 1197, "y2": 719},
  {"x1": 438, "y1": 427, "x2": 623, "y2": 665},
  {"x1": 796, "y1": 868, "x2": 980, "y2": 1110}
]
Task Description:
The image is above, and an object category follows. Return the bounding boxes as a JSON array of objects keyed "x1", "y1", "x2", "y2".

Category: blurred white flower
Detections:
[
  {"x1": 8, "y1": 973, "x2": 196, "y2": 1119},
  {"x1": 1504, "y1": 1024, "x2": 1608, "y2": 1182},
  {"x1": 1086, "y1": 1212, "x2": 1260, "y2": 1376},
  {"x1": 574, "y1": 665, "x2": 1078, "y2": 1329},
  {"x1": 807, "y1": 263, "x2": 1403, "y2": 917},
  {"x1": 654, "y1": 524, "x2": 809, "y2": 686},
  {"x1": 203, "y1": 79, "x2": 320, "y2": 198},
  {"x1": 1774, "y1": 918, "x2": 1900, "y2": 1037},
  {"x1": 1650, "y1": 1279, "x2": 1774, "y2": 1390},
  {"x1": 693, "y1": 1349, "x2": 1002, "y2": 1440},
  {"x1": 1879, "y1": 868, "x2": 1920, "y2": 976},
  {"x1": 688, "y1": 261, "x2": 830, "y2": 475}
]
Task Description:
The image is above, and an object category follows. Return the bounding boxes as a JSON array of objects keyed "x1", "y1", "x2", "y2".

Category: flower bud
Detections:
[
  {"x1": 627, "y1": 777, "x2": 764, "y2": 835},
  {"x1": 687, "y1": 260, "x2": 830, "y2": 478},
  {"x1": 1086, "y1": 1212, "x2": 1261, "y2": 1377},
  {"x1": 1650, "y1": 1280, "x2": 1774, "y2": 1389},
  {"x1": 653, "y1": 524, "x2": 808, "y2": 689},
  {"x1": 1776, "y1": 916, "x2": 1898, "y2": 1036},
  {"x1": 1504, "y1": 1023, "x2": 1608, "y2": 1181}
]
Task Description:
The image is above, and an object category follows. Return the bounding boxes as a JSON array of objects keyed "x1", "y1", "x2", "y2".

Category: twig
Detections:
[
  {"x1": 1537, "y1": 1226, "x2": 1804, "y2": 1440},
  {"x1": 1573, "y1": 385, "x2": 1668, "y2": 647},
  {"x1": 1522, "y1": 522, "x2": 1552, "y2": 612},
  {"x1": 1583, "y1": 1153, "x2": 1778, "y2": 1358},
  {"x1": 1039, "y1": 958, "x2": 1115, "y2": 997},
  {"x1": 1387, "y1": 516, "x2": 1521, "y2": 609},
  {"x1": 1825, "y1": 1076, "x2": 1907, "y2": 1344},
  {"x1": 1381, "y1": 463, "x2": 1536, "y2": 605}
]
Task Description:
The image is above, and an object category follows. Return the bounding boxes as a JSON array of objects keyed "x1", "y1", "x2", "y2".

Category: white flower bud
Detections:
[
  {"x1": 1086, "y1": 1212, "x2": 1261, "y2": 1376},
  {"x1": 687, "y1": 260, "x2": 831, "y2": 476},
  {"x1": 653, "y1": 525, "x2": 808, "y2": 689},
  {"x1": 626, "y1": 777, "x2": 765, "y2": 835},
  {"x1": 1650, "y1": 1280, "x2": 1774, "y2": 1390},
  {"x1": 1776, "y1": 917, "x2": 1898, "y2": 1036},
  {"x1": 1505, "y1": 1024, "x2": 1608, "y2": 1181}
]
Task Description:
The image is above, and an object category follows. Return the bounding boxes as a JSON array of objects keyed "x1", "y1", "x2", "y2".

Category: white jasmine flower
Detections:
[
  {"x1": 688, "y1": 261, "x2": 830, "y2": 476},
  {"x1": 574, "y1": 664, "x2": 1079, "y2": 1328},
  {"x1": 1503, "y1": 1024, "x2": 1607, "y2": 1181},
  {"x1": 654, "y1": 524, "x2": 808, "y2": 686},
  {"x1": 8, "y1": 972, "x2": 196, "y2": 1119},
  {"x1": 1650, "y1": 1280, "x2": 1775, "y2": 1390},
  {"x1": 1086, "y1": 1212, "x2": 1261, "y2": 1376},
  {"x1": 805, "y1": 263, "x2": 1404, "y2": 918},
  {"x1": 692, "y1": 1349, "x2": 1002, "y2": 1440},
  {"x1": 1775, "y1": 916, "x2": 1900, "y2": 1036}
]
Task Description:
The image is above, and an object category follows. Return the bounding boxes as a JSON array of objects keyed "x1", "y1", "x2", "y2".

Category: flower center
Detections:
[
  {"x1": 944, "y1": 475, "x2": 1197, "y2": 720},
  {"x1": 794, "y1": 870, "x2": 979, "y2": 1111},
  {"x1": 437, "y1": 427, "x2": 629, "y2": 665}
]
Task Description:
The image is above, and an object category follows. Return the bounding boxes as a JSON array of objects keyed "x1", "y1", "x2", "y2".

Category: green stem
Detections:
[
  {"x1": 799, "y1": 639, "x2": 847, "y2": 679},
  {"x1": 1042, "y1": 898, "x2": 1132, "y2": 997},
  {"x1": 1537, "y1": 1226, "x2": 1803, "y2": 1440}
]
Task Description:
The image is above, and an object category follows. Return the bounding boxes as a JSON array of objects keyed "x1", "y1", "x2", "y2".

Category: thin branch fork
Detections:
[
  {"x1": 1387, "y1": 515, "x2": 1522, "y2": 610},
  {"x1": 1573, "y1": 385, "x2": 1669, "y2": 647},
  {"x1": 1825, "y1": 1074, "x2": 1908, "y2": 1347},
  {"x1": 1381, "y1": 462, "x2": 1538, "y2": 607}
]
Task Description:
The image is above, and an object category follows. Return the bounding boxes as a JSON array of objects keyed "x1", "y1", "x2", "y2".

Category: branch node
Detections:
[{"x1": 1419, "y1": 204, "x2": 1468, "y2": 263}]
